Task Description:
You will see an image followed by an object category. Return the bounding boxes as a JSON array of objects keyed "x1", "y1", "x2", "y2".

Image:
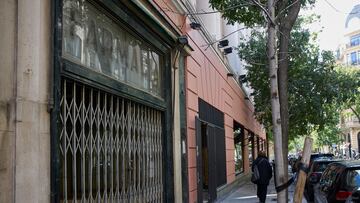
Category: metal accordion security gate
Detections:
[{"x1": 59, "y1": 79, "x2": 163, "y2": 202}]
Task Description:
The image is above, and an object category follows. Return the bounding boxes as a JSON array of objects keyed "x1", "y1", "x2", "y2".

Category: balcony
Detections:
[{"x1": 343, "y1": 116, "x2": 360, "y2": 128}]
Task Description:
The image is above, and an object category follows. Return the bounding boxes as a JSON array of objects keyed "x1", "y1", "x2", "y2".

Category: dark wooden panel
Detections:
[
  {"x1": 198, "y1": 99, "x2": 224, "y2": 129},
  {"x1": 215, "y1": 127, "x2": 226, "y2": 188}
]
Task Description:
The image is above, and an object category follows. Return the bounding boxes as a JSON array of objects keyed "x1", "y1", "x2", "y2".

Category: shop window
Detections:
[
  {"x1": 248, "y1": 133, "x2": 254, "y2": 166},
  {"x1": 59, "y1": 0, "x2": 168, "y2": 202},
  {"x1": 233, "y1": 124, "x2": 244, "y2": 175}
]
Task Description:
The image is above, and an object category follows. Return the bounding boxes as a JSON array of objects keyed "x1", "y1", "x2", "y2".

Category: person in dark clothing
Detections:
[{"x1": 252, "y1": 151, "x2": 273, "y2": 203}]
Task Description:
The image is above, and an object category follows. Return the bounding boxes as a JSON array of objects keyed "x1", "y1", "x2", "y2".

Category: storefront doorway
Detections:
[{"x1": 195, "y1": 99, "x2": 226, "y2": 202}]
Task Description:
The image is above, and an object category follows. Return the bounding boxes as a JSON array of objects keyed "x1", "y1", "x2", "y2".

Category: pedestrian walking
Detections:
[{"x1": 252, "y1": 151, "x2": 273, "y2": 203}]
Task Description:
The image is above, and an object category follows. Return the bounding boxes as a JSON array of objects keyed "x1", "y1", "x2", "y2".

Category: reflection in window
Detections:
[
  {"x1": 248, "y1": 133, "x2": 254, "y2": 166},
  {"x1": 314, "y1": 163, "x2": 331, "y2": 172},
  {"x1": 350, "y1": 35, "x2": 360, "y2": 47},
  {"x1": 234, "y1": 128, "x2": 244, "y2": 175},
  {"x1": 346, "y1": 169, "x2": 360, "y2": 188},
  {"x1": 62, "y1": 0, "x2": 163, "y2": 98},
  {"x1": 63, "y1": 2, "x2": 82, "y2": 60},
  {"x1": 351, "y1": 52, "x2": 358, "y2": 65}
]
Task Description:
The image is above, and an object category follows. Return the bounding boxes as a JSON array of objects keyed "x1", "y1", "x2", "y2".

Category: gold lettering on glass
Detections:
[{"x1": 63, "y1": 0, "x2": 163, "y2": 98}]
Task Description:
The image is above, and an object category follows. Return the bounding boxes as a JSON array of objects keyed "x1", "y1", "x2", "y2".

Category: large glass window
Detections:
[
  {"x1": 350, "y1": 35, "x2": 360, "y2": 47},
  {"x1": 234, "y1": 127, "x2": 244, "y2": 175},
  {"x1": 63, "y1": 0, "x2": 163, "y2": 98},
  {"x1": 248, "y1": 132, "x2": 254, "y2": 166},
  {"x1": 351, "y1": 52, "x2": 358, "y2": 65}
]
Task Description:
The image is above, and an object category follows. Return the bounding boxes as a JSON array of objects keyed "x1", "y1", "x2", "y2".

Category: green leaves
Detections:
[
  {"x1": 209, "y1": 0, "x2": 316, "y2": 27},
  {"x1": 209, "y1": 0, "x2": 265, "y2": 27},
  {"x1": 208, "y1": 0, "x2": 358, "y2": 147},
  {"x1": 236, "y1": 21, "x2": 359, "y2": 142}
]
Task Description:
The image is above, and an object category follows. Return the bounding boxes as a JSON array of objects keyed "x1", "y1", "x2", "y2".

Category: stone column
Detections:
[
  {"x1": 0, "y1": 0, "x2": 51, "y2": 202},
  {"x1": 0, "y1": 0, "x2": 17, "y2": 202}
]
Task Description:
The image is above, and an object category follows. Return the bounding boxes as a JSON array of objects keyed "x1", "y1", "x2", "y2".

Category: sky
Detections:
[{"x1": 302, "y1": 0, "x2": 359, "y2": 51}]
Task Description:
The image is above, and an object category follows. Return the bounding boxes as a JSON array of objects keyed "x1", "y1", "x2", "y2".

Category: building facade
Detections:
[
  {"x1": 337, "y1": 4, "x2": 360, "y2": 155},
  {"x1": 179, "y1": 2, "x2": 266, "y2": 202},
  {"x1": 0, "y1": 0, "x2": 265, "y2": 202},
  {"x1": 336, "y1": 5, "x2": 360, "y2": 66}
]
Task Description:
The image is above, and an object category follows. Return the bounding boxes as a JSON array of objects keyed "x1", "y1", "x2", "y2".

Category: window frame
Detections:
[{"x1": 60, "y1": 0, "x2": 172, "y2": 110}]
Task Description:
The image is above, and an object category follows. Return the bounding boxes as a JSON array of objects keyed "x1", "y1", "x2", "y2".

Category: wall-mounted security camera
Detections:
[
  {"x1": 178, "y1": 35, "x2": 188, "y2": 45},
  {"x1": 218, "y1": 39, "x2": 229, "y2": 48},
  {"x1": 190, "y1": 22, "x2": 201, "y2": 30},
  {"x1": 224, "y1": 47, "x2": 233, "y2": 55},
  {"x1": 239, "y1": 74, "x2": 247, "y2": 83}
]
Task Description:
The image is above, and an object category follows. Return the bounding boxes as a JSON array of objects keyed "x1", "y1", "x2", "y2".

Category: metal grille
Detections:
[{"x1": 59, "y1": 79, "x2": 163, "y2": 202}]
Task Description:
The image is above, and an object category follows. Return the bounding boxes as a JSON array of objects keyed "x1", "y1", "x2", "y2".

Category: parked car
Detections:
[
  {"x1": 304, "y1": 159, "x2": 340, "y2": 202},
  {"x1": 291, "y1": 153, "x2": 334, "y2": 174},
  {"x1": 310, "y1": 153, "x2": 334, "y2": 163},
  {"x1": 317, "y1": 160, "x2": 360, "y2": 202}
]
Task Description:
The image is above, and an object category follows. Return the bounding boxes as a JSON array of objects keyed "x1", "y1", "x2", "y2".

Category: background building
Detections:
[
  {"x1": 336, "y1": 5, "x2": 360, "y2": 66},
  {"x1": 336, "y1": 4, "x2": 360, "y2": 156}
]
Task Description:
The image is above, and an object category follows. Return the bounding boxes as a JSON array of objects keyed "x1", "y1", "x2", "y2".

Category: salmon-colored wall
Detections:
[
  {"x1": 151, "y1": 1, "x2": 266, "y2": 202},
  {"x1": 185, "y1": 24, "x2": 265, "y2": 202}
]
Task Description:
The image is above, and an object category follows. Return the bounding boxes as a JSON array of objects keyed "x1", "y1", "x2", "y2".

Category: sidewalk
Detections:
[{"x1": 218, "y1": 177, "x2": 307, "y2": 203}]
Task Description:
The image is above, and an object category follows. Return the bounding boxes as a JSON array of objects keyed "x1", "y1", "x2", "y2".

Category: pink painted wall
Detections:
[
  {"x1": 184, "y1": 18, "x2": 266, "y2": 202},
  {"x1": 151, "y1": 1, "x2": 266, "y2": 202}
]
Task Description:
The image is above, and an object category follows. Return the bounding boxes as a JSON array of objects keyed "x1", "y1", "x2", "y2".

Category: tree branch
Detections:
[
  {"x1": 276, "y1": 0, "x2": 288, "y2": 19},
  {"x1": 275, "y1": 0, "x2": 300, "y2": 21},
  {"x1": 281, "y1": 0, "x2": 301, "y2": 28},
  {"x1": 203, "y1": 27, "x2": 249, "y2": 47},
  {"x1": 350, "y1": 106, "x2": 360, "y2": 121},
  {"x1": 250, "y1": 0, "x2": 276, "y2": 25}
]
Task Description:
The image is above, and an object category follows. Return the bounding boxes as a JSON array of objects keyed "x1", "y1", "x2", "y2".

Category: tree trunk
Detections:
[
  {"x1": 278, "y1": 25, "x2": 290, "y2": 200},
  {"x1": 278, "y1": 26, "x2": 291, "y2": 154},
  {"x1": 267, "y1": 0, "x2": 286, "y2": 202},
  {"x1": 277, "y1": 1, "x2": 301, "y2": 199}
]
